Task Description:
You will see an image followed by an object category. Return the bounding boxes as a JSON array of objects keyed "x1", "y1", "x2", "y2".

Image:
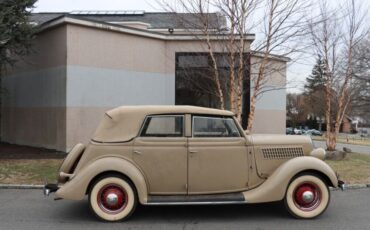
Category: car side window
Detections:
[
  {"x1": 192, "y1": 116, "x2": 241, "y2": 138},
  {"x1": 140, "y1": 115, "x2": 184, "y2": 137}
]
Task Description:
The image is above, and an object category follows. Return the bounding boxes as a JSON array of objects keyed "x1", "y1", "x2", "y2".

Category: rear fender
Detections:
[
  {"x1": 243, "y1": 156, "x2": 338, "y2": 203},
  {"x1": 58, "y1": 143, "x2": 85, "y2": 183},
  {"x1": 55, "y1": 157, "x2": 148, "y2": 204}
]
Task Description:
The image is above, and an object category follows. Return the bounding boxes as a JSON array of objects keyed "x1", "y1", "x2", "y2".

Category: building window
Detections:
[{"x1": 175, "y1": 52, "x2": 250, "y2": 128}]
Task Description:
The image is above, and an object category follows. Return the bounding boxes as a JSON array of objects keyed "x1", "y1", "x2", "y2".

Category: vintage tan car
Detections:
[{"x1": 44, "y1": 106, "x2": 345, "y2": 221}]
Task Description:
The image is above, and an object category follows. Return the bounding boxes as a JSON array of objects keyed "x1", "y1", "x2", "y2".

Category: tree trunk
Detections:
[
  {"x1": 246, "y1": 0, "x2": 274, "y2": 131},
  {"x1": 326, "y1": 131, "x2": 336, "y2": 151},
  {"x1": 209, "y1": 52, "x2": 225, "y2": 110},
  {"x1": 247, "y1": 57, "x2": 268, "y2": 131},
  {"x1": 0, "y1": 65, "x2": 2, "y2": 141},
  {"x1": 228, "y1": 2, "x2": 236, "y2": 115},
  {"x1": 205, "y1": 33, "x2": 225, "y2": 110},
  {"x1": 247, "y1": 91, "x2": 258, "y2": 131},
  {"x1": 324, "y1": 62, "x2": 335, "y2": 150},
  {"x1": 236, "y1": 87, "x2": 243, "y2": 122},
  {"x1": 325, "y1": 101, "x2": 335, "y2": 150},
  {"x1": 229, "y1": 56, "x2": 236, "y2": 113},
  {"x1": 198, "y1": 6, "x2": 225, "y2": 111},
  {"x1": 235, "y1": 35, "x2": 246, "y2": 123}
]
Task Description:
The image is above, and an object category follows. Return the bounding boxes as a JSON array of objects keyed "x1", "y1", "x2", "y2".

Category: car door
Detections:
[
  {"x1": 188, "y1": 115, "x2": 249, "y2": 194},
  {"x1": 133, "y1": 114, "x2": 187, "y2": 195}
]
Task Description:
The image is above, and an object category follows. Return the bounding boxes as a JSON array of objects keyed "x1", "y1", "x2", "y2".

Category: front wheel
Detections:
[
  {"x1": 284, "y1": 174, "x2": 330, "y2": 219},
  {"x1": 89, "y1": 175, "x2": 137, "y2": 222}
]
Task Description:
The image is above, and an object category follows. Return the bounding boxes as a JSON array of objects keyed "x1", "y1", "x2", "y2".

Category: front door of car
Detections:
[
  {"x1": 187, "y1": 115, "x2": 249, "y2": 194},
  {"x1": 133, "y1": 115, "x2": 187, "y2": 195}
]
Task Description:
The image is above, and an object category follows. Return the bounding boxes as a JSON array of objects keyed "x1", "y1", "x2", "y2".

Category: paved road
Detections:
[
  {"x1": 314, "y1": 140, "x2": 370, "y2": 154},
  {"x1": 0, "y1": 189, "x2": 369, "y2": 230}
]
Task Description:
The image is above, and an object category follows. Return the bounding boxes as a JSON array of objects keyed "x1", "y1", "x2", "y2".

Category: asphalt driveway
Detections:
[{"x1": 0, "y1": 189, "x2": 369, "y2": 230}]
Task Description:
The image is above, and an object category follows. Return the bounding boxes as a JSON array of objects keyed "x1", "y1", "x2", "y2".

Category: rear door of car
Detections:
[
  {"x1": 133, "y1": 114, "x2": 187, "y2": 195},
  {"x1": 187, "y1": 115, "x2": 249, "y2": 194}
]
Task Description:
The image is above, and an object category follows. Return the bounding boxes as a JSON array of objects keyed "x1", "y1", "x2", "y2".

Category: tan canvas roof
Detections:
[{"x1": 92, "y1": 105, "x2": 234, "y2": 143}]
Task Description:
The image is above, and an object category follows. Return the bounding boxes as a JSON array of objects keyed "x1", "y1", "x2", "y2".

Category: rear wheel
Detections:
[
  {"x1": 284, "y1": 174, "x2": 330, "y2": 219},
  {"x1": 89, "y1": 175, "x2": 137, "y2": 222}
]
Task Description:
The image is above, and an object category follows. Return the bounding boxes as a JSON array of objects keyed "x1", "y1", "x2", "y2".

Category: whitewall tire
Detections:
[
  {"x1": 89, "y1": 175, "x2": 137, "y2": 222},
  {"x1": 284, "y1": 174, "x2": 330, "y2": 219}
]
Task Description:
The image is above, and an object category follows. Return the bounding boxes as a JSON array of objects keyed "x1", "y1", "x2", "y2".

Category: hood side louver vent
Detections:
[{"x1": 262, "y1": 147, "x2": 304, "y2": 159}]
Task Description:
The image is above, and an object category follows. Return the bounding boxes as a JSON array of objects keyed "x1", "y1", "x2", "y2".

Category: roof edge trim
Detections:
[
  {"x1": 251, "y1": 51, "x2": 291, "y2": 62},
  {"x1": 37, "y1": 15, "x2": 256, "y2": 41}
]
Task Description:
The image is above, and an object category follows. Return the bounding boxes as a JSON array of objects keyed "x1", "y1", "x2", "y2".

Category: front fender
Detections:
[
  {"x1": 55, "y1": 157, "x2": 148, "y2": 204},
  {"x1": 243, "y1": 156, "x2": 338, "y2": 203}
]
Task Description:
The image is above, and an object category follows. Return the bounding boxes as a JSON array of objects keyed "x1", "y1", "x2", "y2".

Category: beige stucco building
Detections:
[{"x1": 1, "y1": 12, "x2": 288, "y2": 151}]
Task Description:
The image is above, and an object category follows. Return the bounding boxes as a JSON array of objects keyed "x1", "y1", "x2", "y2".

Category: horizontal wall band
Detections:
[
  {"x1": 3, "y1": 65, "x2": 286, "y2": 111},
  {"x1": 2, "y1": 65, "x2": 175, "y2": 107},
  {"x1": 2, "y1": 66, "x2": 67, "y2": 107},
  {"x1": 66, "y1": 65, "x2": 175, "y2": 107}
]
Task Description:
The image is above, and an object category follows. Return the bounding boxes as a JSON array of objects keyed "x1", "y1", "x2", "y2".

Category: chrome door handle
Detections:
[{"x1": 133, "y1": 150, "x2": 142, "y2": 155}]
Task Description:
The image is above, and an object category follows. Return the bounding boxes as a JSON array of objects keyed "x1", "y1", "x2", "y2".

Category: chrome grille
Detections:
[{"x1": 262, "y1": 147, "x2": 304, "y2": 159}]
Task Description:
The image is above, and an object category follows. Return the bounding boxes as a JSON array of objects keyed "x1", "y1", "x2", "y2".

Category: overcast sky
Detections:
[
  {"x1": 32, "y1": 0, "x2": 332, "y2": 93},
  {"x1": 34, "y1": 0, "x2": 162, "y2": 12}
]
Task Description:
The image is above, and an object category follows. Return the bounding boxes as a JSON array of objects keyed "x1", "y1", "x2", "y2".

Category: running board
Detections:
[{"x1": 146, "y1": 192, "x2": 246, "y2": 205}]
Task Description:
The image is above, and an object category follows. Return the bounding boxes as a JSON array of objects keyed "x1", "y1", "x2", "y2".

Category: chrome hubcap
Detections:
[
  {"x1": 302, "y1": 191, "x2": 314, "y2": 203},
  {"x1": 106, "y1": 193, "x2": 119, "y2": 206},
  {"x1": 293, "y1": 182, "x2": 321, "y2": 211},
  {"x1": 97, "y1": 184, "x2": 127, "y2": 214}
]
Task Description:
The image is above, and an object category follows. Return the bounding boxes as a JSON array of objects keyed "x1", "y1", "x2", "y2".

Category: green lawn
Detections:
[
  {"x1": 326, "y1": 153, "x2": 370, "y2": 184},
  {"x1": 0, "y1": 159, "x2": 62, "y2": 184},
  {"x1": 0, "y1": 153, "x2": 369, "y2": 185}
]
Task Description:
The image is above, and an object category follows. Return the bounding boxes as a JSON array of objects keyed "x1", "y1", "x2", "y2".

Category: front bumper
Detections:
[{"x1": 43, "y1": 183, "x2": 59, "y2": 196}]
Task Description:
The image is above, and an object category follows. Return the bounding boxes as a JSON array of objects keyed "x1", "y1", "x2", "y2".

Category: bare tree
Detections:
[
  {"x1": 247, "y1": 0, "x2": 309, "y2": 131},
  {"x1": 159, "y1": 0, "x2": 228, "y2": 110},
  {"x1": 286, "y1": 93, "x2": 307, "y2": 128},
  {"x1": 220, "y1": 0, "x2": 258, "y2": 121},
  {"x1": 351, "y1": 35, "x2": 370, "y2": 117},
  {"x1": 308, "y1": 0, "x2": 369, "y2": 150},
  {"x1": 160, "y1": 0, "x2": 257, "y2": 119},
  {"x1": 159, "y1": 0, "x2": 309, "y2": 130}
]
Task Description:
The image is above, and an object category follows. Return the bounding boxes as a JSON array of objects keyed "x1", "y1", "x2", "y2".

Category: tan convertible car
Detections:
[{"x1": 44, "y1": 106, "x2": 345, "y2": 221}]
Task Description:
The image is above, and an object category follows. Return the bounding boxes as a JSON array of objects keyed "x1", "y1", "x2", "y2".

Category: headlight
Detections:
[{"x1": 310, "y1": 148, "x2": 326, "y2": 160}]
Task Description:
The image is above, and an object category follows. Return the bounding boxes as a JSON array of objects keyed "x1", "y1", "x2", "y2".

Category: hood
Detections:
[
  {"x1": 249, "y1": 134, "x2": 314, "y2": 155},
  {"x1": 249, "y1": 134, "x2": 318, "y2": 179}
]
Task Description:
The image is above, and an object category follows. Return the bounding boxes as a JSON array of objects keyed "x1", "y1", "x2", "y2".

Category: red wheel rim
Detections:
[
  {"x1": 97, "y1": 184, "x2": 128, "y2": 214},
  {"x1": 293, "y1": 182, "x2": 321, "y2": 211}
]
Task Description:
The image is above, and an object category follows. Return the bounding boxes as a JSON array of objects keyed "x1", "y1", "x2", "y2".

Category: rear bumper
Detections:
[
  {"x1": 338, "y1": 180, "x2": 346, "y2": 191},
  {"x1": 43, "y1": 183, "x2": 59, "y2": 196}
]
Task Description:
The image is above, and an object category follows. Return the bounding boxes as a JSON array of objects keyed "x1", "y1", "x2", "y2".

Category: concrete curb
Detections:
[
  {"x1": 330, "y1": 183, "x2": 370, "y2": 191},
  {"x1": 0, "y1": 184, "x2": 44, "y2": 189},
  {"x1": 0, "y1": 183, "x2": 370, "y2": 190},
  {"x1": 346, "y1": 184, "x2": 370, "y2": 189}
]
